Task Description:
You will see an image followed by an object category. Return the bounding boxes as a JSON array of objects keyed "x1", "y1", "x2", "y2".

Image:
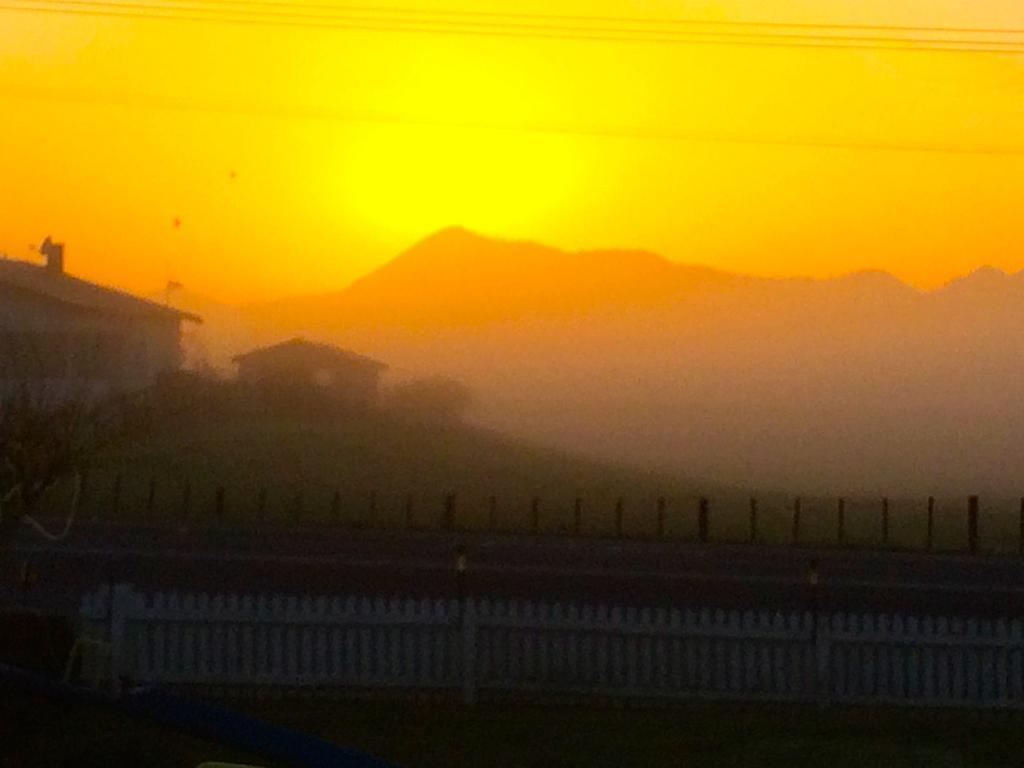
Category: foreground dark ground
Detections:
[{"x1": 9, "y1": 697, "x2": 1024, "y2": 767}]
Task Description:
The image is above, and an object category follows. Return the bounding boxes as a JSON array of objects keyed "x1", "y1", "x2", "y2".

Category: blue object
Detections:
[{"x1": 0, "y1": 663, "x2": 400, "y2": 768}]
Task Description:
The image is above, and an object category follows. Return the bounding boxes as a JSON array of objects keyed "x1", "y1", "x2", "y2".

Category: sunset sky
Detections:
[{"x1": 2, "y1": 0, "x2": 1023, "y2": 302}]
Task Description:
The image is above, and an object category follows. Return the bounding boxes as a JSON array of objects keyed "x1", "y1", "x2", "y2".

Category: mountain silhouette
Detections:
[
  {"x1": 236, "y1": 229, "x2": 1024, "y2": 496},
  {"x1": 256, "y1": 227, "x2": 742, "y2": 330}
]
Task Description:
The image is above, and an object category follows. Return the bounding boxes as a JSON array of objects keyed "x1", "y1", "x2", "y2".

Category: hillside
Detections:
[
  {"x1": 80, "y1": 407, "x2": 743, "y2": 535},
  {"x1": 226, "y1": 230, "x2": 1024, "y2": 496}
]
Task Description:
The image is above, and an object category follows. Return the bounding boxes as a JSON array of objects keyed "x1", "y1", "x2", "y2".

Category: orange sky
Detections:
[{"x1": 1, "y1": 0, "x2": 1023, "y2": 302}]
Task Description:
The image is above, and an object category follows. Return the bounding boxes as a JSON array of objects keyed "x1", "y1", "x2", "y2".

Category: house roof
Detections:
[
  {"x1": 232, "y1": 337, "x2": 388, "y2": 371},
  {"x1": 0, "y1": 257, "x2": 202, "y2": 323}
]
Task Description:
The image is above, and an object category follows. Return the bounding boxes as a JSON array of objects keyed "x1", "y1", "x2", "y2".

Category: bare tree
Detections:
[{"x1": 0, "y1": 385, "x2": 146, "y2": 549}]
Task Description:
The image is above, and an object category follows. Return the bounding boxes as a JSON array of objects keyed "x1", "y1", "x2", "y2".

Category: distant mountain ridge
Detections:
[
  {"x1": 227, "y1": 229, "x2": 1024, "y2": 496},
  {"x1": 251, "y1": 227, "x2": 750, "y2": 329},
  {"x1": 250, "y1": 228, "x2": 1024, "y2": 332}
]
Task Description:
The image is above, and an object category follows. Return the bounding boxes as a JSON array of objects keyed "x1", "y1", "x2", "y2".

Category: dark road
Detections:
[{"x1": 5, "y1": 522, "x2": 1024, "y2": 617}]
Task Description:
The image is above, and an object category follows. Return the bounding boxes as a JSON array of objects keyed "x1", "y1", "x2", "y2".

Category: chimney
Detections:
[{"x1": 39, "y1": 236, "x2": 64, "y2": 274}]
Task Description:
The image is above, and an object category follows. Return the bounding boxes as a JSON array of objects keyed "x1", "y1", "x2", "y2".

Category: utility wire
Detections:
[
  {"x1": 13, "y1": 89, "x2": 1024, "y2": 158},
  {"x1": 3, "y1": 0, "x2": 1024, "y2": 53},
  {"x1": 16, "y1": 0, "x2": 1024, "y2": 36}
]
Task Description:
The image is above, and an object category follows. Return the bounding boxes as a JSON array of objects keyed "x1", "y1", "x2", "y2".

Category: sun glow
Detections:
[
  {"x1": 2, "y1": 1, "x2": 1024, "y2": 299},
  {"x1": 328, "y1": 122, "x2": 585, "y2": 242}
]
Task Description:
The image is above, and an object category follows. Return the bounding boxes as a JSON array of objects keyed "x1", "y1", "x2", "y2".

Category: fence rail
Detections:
[
  {"x1": 80, "y1": 584, "x2": 1024, "y2": 709},
  {"x1": 36, "y1": 471, "x2": 1024, "y2": 555}
]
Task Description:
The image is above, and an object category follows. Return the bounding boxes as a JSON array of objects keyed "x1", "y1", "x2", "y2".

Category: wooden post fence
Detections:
[
  {"x1": 837, "y1": 498, "x2": 845, "y2": 545},
  {"x1": 1020, "y1": 498, "x2": 1024, "y2": 557},
  {"x1": 697, "y1": 497, "x2": 709, "y2": 543},
  {"x1": 443, "y1": 493, "x2": 456, "y2": 531},
  {"x1": 111, "y1": 474, "x2": 122, "y2": 518},
  {"x1": 881, "y1": 497, "x2": 889, "y2": 545},
  {"x1": 968, "y1": 495, "x2": 979, "y2": 554},
  {"x1": 792, "y1": 497, "x2": 802, "y2": 545},
  {"x1": 749, "y1": 497, "x2": 758, "y2": 543},
  {"x1": 180, "y1": 480, "x2": 191, "y2": 523},
  {"x1": 80, "y1": 469, "x2": 92, "y2": 522},
  {"x1": 927, "y1": 496, "x2": 935, "y2": 550}
]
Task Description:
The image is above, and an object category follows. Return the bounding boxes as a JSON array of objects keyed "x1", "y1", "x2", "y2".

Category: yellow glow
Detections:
[
  {"x1": 1, "y1": 1, "x2": 1023, "y2": 301},
  {"x1": 328, "y1": 123, "x2": 585, "y2": 242}
]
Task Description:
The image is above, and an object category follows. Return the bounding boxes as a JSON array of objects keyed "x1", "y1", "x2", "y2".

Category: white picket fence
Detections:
[{"x1": 79, "y1": 584, "x2": 1024, "y2": 708}]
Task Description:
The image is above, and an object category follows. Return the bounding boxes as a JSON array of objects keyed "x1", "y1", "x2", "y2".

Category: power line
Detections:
[
  {"x1": 13, "y1": 90, "x2": 1024, "y2": 158},
  {"x1": 19, "y1": 0, "x2": 1024, "y2": 36},
  {"x1": 3, "y1": 0, "x2": 1024, "y2": 53}
]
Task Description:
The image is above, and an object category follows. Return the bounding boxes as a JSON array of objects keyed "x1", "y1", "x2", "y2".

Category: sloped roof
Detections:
[
  {"x1": 232, "y1": 337, "x2": 387, "y2": 370},
  {"x1": 0, "y1": 257, "x2": 201, "y2": 323}
]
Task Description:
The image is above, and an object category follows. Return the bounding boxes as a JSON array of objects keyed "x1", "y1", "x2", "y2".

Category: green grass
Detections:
[
  {"x1": 47, "y1": 409, "x2": 744, "y2": 536},
  {"x1": 14, "y1": 697, "x2": 1024, "y2": 767},
  {"x1": 226, "y1": 699, "x2": 1024, "y2": 768},
  {"x1": 33, "y1": 407, "x2": 1022, "y2": 553}
]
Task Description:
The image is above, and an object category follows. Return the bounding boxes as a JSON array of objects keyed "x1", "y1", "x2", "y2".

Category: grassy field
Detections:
[
  {"x1": 50, "y1": 409, "x2": 738, "y2": 535},
  {"x1": 15, "y1": 697, "x2": 1024, "y2": 767},
  {"x1": 32, "y1": 406, "x2": 1024, "y2": 552}
]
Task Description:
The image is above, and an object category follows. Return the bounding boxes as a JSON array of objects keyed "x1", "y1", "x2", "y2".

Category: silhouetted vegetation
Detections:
[{"x1": 384, "y1": 375, "x2": 474, "y2": 423}]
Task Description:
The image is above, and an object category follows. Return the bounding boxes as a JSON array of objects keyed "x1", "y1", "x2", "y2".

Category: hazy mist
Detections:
[{"x1": 177, "y1": 228, "x2": 1024, "y2": 497}]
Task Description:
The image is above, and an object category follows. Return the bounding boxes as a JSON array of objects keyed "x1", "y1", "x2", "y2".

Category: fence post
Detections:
[
  {"x1": 656, "y1": 497, "x2": 667, "y2": 539},
  {"x1": 109, "y1": 582, "x2": 135, "y2": 695},
  {"x1": 573, "y1": 497, "x2": 583, "y2": 536},
  {"x1": 80, "y1": 469, "x2": 93, "y2": 522},
  {"x1": 531, "y1": 497, "x2": 541, "y2": 534},
  {"x1": 1019, "y1": 498, "x2": 1024, "y2": 557},
  {"x1": 181, "y1": 480, "x2": 192, "y2": 525},
  {"x1": 698, "y1": 497, "x2": 709, "y2": 543},
  {"x1": 749, "y1": 498, "x2": 758, "y2": 543},
  {"x1": 815, "y1": 610, "x2": 830, "y2": 708},
  {"x1": 444, "y1": 493, "x2": 456, "y2": 531},
  {"x1": 927, "y1": 496, "x2": 935, "y2": 550},
  {"x1": 615, "y1": 498, "x2": 625, "y2": 538},
  {"x1": 837, "y1": 498, "x2": 845, "y2": 546},
  {"x1": 881, "y1": 497, "x2": 889, "y2": 545},
  {"x1": 968, "y1": 495, "x2": 979, "y2": 554},
  {"x1": 461, "y1": 598, "x2": 478, "y2": 706},
  {"x1": 792, "y1": 497, "x2": 802, "y2": 545},
  {"x1": 112, "y1": 474, "x2": 122, "y2": 519}
]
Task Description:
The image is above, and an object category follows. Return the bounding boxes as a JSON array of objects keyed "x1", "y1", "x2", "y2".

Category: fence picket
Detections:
[{"x1": 79, "y1": 584, "x2": 1024, "y2": 708}]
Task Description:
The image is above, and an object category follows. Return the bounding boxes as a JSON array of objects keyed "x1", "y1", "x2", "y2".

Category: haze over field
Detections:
[
  {"x1": 4, "y1": 0, "x2": 1023, "y2": 499},
  {"x1": 163, "y1": 228, "x2": 1024, "y2": 498}
]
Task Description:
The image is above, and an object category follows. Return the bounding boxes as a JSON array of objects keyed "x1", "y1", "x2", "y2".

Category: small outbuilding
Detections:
[{"x1": 232, "y1": 337, "x2": 387, "y2": 409}]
